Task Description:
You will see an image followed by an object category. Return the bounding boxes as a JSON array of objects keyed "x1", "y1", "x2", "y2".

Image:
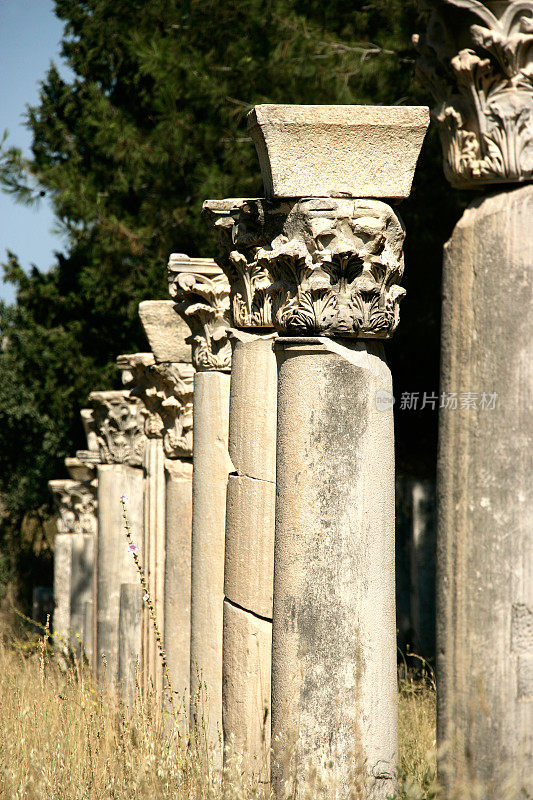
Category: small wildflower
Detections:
[
  {"x1": 121, "y1": 493, "x2": 129, "y2": 503},
  {"x1": 143, "y1": 592, "x2": 150, "y2": 603},
  {"x1": 128, "y1": 542, "x2": 139, "y2": 554}
]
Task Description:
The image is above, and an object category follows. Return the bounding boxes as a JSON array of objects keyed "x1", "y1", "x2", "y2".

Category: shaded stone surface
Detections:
[
  {"x1": 164, "y1": 458, "x2": 193, "y2": 712},
  {"x1": 437, "y1": 185, "x2": 533, "y2": 798},
  {"x1": 118, "y1": 583, "x2": 142, "y2": 705},
  {"x1": 53, "y1": 533, "x2": 72, "y2": 651}
]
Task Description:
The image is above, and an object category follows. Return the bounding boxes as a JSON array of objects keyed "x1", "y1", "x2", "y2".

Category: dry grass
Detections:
[
  {"x1": 0, "y1": 633, "x2": 436, "y2": 799},
  {"x1": 398, "y1": 658, "x2": 437, "y2": 800}
]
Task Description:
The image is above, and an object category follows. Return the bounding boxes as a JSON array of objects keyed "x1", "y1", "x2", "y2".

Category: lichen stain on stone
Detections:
[{"x1": 512, "y1": 603, "x2": 533, "y2": 701}]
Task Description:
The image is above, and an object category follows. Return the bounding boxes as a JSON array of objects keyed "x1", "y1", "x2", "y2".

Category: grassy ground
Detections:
[{"x1": 0, "y1": 634, "x2": 436, "y2": 799}]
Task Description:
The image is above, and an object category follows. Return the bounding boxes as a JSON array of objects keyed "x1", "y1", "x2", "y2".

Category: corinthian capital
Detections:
[
  {"x1": 88, "y1": 390, "x2": 147, "y2": 467},
  {"x1": 167, "y1": 254, "x2": 232, "y2": 372},
  {"x1": 203, "y1": 199, "x2": 274, "y2": 329},
  {"x1": 203, "y1": 198, "x2": 406, "y2": 339},
  {"x1": 49, "y1": 471, "x2": 97, "y2": 535},
  {"x1": 149, "y1": 362, "x2": 195, "y2": 459},
  {"x1": 116, "y1": 352, "x2": 163, "y2": 440},
  {"x1": 116, "y1": 352, "x2": 194, "y2": 457},
  {"x1": 415, "y1": 0, "x2": 533, "y2": 187}
]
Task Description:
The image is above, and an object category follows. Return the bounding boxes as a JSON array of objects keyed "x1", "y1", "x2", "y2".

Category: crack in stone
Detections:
[
  {"x1": 224, "y1": 595, "x2": 272, "y2": 624},
  {"x1": 229, "y1": 470, "x2": 275, "y2": 486}
]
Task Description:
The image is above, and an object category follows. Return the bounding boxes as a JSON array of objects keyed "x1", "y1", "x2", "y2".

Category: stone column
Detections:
[
  {"x1": 76, "y1": 408, "x2": 101, "y2": 670},
  {"x1": 164, "y1": 457, "x2": 193, "y2": 710},
  {"x1": 119, "y1": 336, "x2": 195, "y2": 711},
  {"x1": 51, "y1": 529, "x2": 72, "y2": 653},
  {"x1": 204, "y1": 199, "x2": 278, "y2": 780},
  {"x1": 416, "y1": 5, "x2": 533, "y2": 797},
  {"x1": 219, "y1": 105, "x2": 428, "y2": 799},
  {"x1": 118, "y1": 583, "x2": 143, "y2": 704},
  {"x1": 87, "y1": 390, "x2": 145, "y2": 687},
  {"x1": 168, "y1": 254, "x2": 232, "y2": 760},
  {"x1": 396, "y1": 476, "x2": 436, "y2": 660},
  {"x1": 49, "y1": 460, "x2": 97, "y2": 662},
  {"x1": 138, "y1": 300, "x2": 194, "y2": 712},
  {"x1": 117, "y1": 352, "x2": 165, "y2": 701}
]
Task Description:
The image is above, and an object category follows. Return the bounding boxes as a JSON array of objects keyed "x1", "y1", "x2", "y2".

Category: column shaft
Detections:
[
  {"x1": 96, "y1": 463, "x2": 143, "y2": 685},
  {"x1": 53, "y1": 533, "x2": 72, "y2": 651},
  {"x1": 271, "y1": 339, "x2": 398, "y2": 800},
  {"x1": 437, "y1": 185, "x2": 533, "y2": 797},
  {"x1": 69, "y1": 532, "x2": 95, "y2": 661},
  {"x1": 164, "y1": 458, "x2": 193, "y2": 713},
  {"x1": 223, "y1": 334, "x2": 277, "y2": 780},
  {"x1": 190, "y1": 370, "x2": 231, "y2": 757},
  {"x1": 118, "y1": 583, "x2": 143, "y2": 704},
  {"x1": 142, "y1": 437, "x2": 166, "y2": 700}
]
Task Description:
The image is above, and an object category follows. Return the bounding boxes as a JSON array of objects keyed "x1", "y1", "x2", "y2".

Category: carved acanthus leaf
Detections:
[
  {"x1": 204, "y1": 198, "x2": 405, "y2": 339},
  {"x1": 167, "y1": 255, "x2": 232, "y2": 372},
  {"x1": 203, "y1": 199, "x2": 274, "y2": 328},
  {"x1": 89, "y1": 390, "x2": 147, "y2": 467},
  {"x1": 415, "y1": 0, "x2": 533, "y2": 186},
  {"x1": 49, "y1": 478, "x2": 97, "y2": 535},
  {"x1": 117, "y1": 353, "x2": 163, "y2": 439}
]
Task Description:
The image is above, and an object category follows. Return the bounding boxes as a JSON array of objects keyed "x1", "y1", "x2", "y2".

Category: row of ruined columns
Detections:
[{"x1": 48, "y1": 3, "x2": 532, "y2": 797}]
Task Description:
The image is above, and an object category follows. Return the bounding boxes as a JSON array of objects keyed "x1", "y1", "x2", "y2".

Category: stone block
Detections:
[
  {"x1": 138, "y1": 300, "x2": 192, "y2": 364},
  {"x1": 247, "y1": 104, "x2": 429, "y2": 199},
  {"x1": 222, "y1": 600, "x2": 271, "y2": 782},
  {"x1": 228, "y1": 334, "x2": 277, "y2": 483},
  {"x1": 224, "y1": 474, "x2": 275, "y2": 619}
]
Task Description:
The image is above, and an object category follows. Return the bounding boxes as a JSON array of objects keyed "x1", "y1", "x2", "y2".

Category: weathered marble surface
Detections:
[
  {"x1": 271, "y1": 339, "x2": 398, "y2": 800},
  {"x1": 247, "y1": 104, "x2": 429, "y2": 198},
  {"x1": 437, "y1": 185, "x2": 533, "y2": 799},
  {"x1": 415, "y1": 0, "x2": 533, "y2": 188}
]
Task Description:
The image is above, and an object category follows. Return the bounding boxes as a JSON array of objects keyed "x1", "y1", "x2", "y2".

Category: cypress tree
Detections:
[{"x1": 0, "y1": 0, "x2": 466, "y2": 606}]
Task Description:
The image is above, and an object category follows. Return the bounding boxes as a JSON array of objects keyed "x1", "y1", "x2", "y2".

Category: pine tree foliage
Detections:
[{"x1": 0, "y1": 0, "x2": 467, "y2": 602}]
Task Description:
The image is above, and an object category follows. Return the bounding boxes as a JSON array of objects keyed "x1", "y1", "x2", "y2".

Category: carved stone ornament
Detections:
[
  {"x1": 116, "y1": 352, "x2": 163, "y2": 439},
  {"x1": 150, "y1": 362, "x2": 194, "y2": 459},
  {"x1": 414, "y1": 0, "x2": 533, "y2": 187},
  {"x1": 88, "y1": 390, "x2": 147, "y2": 467},
  {"x1": 203, "y1": 199, "x2": 274, "y2": 329},
  {"x1": 49, "y1": 476, "x2": 97, "y2": 535},
  {"x1": 205, "y1": 198, "x2": 406, "y2": 339},
  {"x1": 167, "y1": 254, "x2": 232, "y2": 372},
  {"x1": 118, "y1": 353, "x2": 194, "y2": 458}
]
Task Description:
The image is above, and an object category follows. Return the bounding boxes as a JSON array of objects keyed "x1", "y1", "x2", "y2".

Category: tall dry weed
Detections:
[{"x1": 0, "y1": 631, "x2": 437, "y2": 800}]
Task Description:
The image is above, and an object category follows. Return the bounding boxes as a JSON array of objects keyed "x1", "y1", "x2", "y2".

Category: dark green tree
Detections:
[{"x1": 0, "y1": 0, "x2": 467, "y2": 608}]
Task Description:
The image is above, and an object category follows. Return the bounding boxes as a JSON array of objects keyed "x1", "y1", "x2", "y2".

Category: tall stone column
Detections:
[
  {"x1": 76, "y1": 408, "x2": 101, "y2": 670},
  {"x1": 120, "y1": 335, "x2": 195, "y2": 710},
  {"x1": 416, "y1": 5, "x2": 533, "y2": 797},
  {"x1": 138, "y1": 300, "x2": 194, "y2": 710},
  {"x1": 204, "y1": 198, "x2": 278, "y2": 780},
  {"x1": 86, "y1": 390, "x2": 145, "y2": 687},
  {"x1": 49, "y1": 460, "x2": 97, "y2": 662},
  {"x1": 168, "y1": 254, "x2": 232, "y2": 760},
  {"x1": 164, "y1": 457, "x2": 193, "y2": 710},
  {"x1": 118, "y1": 352, "x2": 165, "y2": 701},
  {"x1": 222, "y1": 105, "x2": 428, "y2": 798}
]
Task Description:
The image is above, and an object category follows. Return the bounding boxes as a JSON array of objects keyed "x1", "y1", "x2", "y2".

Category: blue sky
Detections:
[{"x1": 0, "y1": 0, "x2": 70, "y2": 303}]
